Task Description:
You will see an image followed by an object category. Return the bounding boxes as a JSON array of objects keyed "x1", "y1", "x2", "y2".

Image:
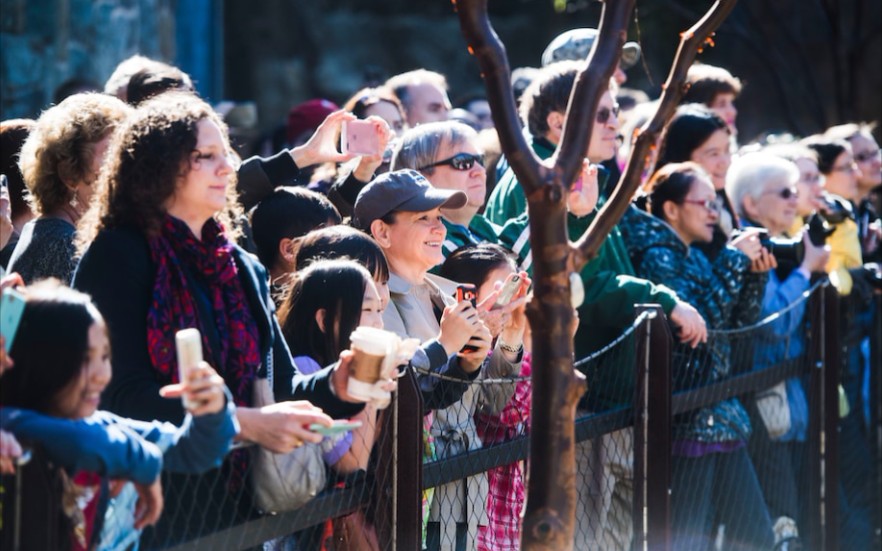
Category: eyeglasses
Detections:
[
  {"x1": 418, "y1": 152, "x2": 484, "y2": 172},
  {"x1": 854, "y1": 149, "x2": 881, "y2": 163},
  {"x1": 596, "y1": 105, "x2": 621, "y2": 125},
  {"x1": 830, "y1": 162, "x2": 858, "y2": 173},
  {"x1": 681, "y1": 199, "x2": 721, "y2": 213},
  {"x1": 763, "y1": 187, "x2": 799, "y2": 200}
]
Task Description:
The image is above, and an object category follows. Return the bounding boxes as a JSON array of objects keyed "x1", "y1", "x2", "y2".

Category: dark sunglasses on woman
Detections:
[{"x1": 418, "y1": 152, "x2": 485, "y2": 172}]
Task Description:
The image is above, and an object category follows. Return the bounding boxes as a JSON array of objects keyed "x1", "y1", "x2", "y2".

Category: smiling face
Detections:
[
  {"x1": 165, "y1": 118, "x2": 236, "y2": 232},
  {"x1": 51, "y1": 321, "x2": 111, "y2": 419},
  {"x1": 850, "y1": 132, "x2": 882, "y2": 193},
  {"x1": 425, "y1": 137, "x2": 486, "y2": 219},
  {"x1": 751, "y1": 179, "x2": 800, "y2": 236},
  {"x1": 587, "y1": 90, "x2": 621, "y2": 163},
  {"x1": 690, "y1": 128, "x2": 732, "y2": 190},
  {"x1": 359, "y1": 279, "x2": 385, "y2": 329},
  {"x1": 667, "y1": 175, "x2": 719, "y2": 245},
  {"x1": 374, "y1": 207, "x2": 447, "y2": 283}
]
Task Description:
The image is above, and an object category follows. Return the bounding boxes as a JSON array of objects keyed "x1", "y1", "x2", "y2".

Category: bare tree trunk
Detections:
[{"x1": 454, "y1": 1, "x2": 735, "y2": 549}]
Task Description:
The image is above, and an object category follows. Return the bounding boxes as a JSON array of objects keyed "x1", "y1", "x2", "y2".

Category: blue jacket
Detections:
[{"x1": 620, "y1": 208, "x2": 767, "y2": 443}]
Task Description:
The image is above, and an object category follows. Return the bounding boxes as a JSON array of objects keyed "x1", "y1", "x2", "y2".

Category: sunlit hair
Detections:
[
  {"x1": 277, "y1": 259, "x2": 374, "y2": 367},
  {"x1": 438, "y1": 243, "x2": 517, "y2": 289},
  {"x1": 726, "y1": 152, "x2": 799, "y2": 221},
  {"x1": 294, "y1": 225, "x2": 390, "y2": 284},
  {"x1": 682, "y1": 63, "x2": 742, "y2": 105},
  {"x1": 0, "y1": 279, "x2": 105, "y2": 416},
  {"x1": 385, "y1": 69, "x2": 448, "y2": 115},
  {"x1": 644, "y1": 162, "x2": 711, "y2": 221},
  {"x1": 391, "y1": 121, "x2": 478, "y2": 176},
  {"x1": 18, "y1": 93, "x2": 131, "y2": 215},
  {"x1": 77, "y1": 92, "x2": 242, "y2": 253}
]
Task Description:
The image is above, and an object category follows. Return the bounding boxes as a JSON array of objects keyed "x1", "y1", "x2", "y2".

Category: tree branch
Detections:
[
  {"x1": 554, "y1": 0, "x2": 635, "y2": 189},
  {"x1": 454, "y1": 0, "x2": 546, "y2": 197},
  {"x1": 571, "y1": 0, "x2": 739, "y2": 272}
]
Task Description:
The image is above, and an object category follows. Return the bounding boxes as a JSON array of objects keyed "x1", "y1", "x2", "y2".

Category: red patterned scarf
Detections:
[{"x1": 146, "y1": 215, "x2": 261, "y2": 409}]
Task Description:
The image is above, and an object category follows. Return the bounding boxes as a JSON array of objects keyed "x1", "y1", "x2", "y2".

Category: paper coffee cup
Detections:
[{"x1": 348, "y1": 327, "x2": 396, "y2": 401}]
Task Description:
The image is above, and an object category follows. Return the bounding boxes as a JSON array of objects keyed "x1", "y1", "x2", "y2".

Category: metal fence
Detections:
[{"x1": 2, "y1": 280, "x2": 879, "y2": 551}]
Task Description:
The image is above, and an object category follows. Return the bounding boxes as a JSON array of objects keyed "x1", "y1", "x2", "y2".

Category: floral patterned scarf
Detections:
[{"x1": 145, "y1": 215, "x2": 261, "y2": 409}]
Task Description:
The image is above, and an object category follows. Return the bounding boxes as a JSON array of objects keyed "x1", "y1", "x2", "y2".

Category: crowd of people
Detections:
[{"x1": 0, "y1": 23, "x2": 880, "y2": 551}]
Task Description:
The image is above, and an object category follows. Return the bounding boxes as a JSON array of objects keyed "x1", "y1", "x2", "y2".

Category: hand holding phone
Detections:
[
  {"x1": 491, "y1": 275, "x2": 522, "y2": 310},
  {"x1": 342, "y1": 120, "x2": 383, "y2": 157}
]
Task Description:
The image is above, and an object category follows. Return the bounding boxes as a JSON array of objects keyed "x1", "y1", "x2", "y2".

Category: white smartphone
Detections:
[
  {"x1": 175, "y1": 328, "x2": 203, "y2": 409},
  {"x1": 341, "y1": 120, "x2": 382, "y2": 156},
  {"x1": 492, "y1": 274, "x2": 522, "y2": 310}
]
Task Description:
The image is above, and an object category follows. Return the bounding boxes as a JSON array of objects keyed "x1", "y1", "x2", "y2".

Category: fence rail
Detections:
[{"x1": 2, "y1": 278, "x2": 879, "y2": 551}]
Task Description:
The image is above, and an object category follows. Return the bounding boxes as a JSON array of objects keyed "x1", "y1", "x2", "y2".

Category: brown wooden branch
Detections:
[
  {"x1": 570, "y1": 0, "x2": 739, "y2": 273},
  {"x1": 554, "y1": 0, "x2": 635, "y2": 188},
  {"x1": 454, "y1": 0, "x2": 546, "y2": 196}
]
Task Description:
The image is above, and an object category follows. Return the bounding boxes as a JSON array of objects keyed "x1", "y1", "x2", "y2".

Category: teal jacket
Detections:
[{"x1": 441, "y1": 214, "x2": 501, "y2": 258}]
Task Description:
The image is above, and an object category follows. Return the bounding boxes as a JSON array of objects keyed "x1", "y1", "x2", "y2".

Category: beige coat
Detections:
[{"x1": 383, "y1": 272, "x2": 519, "y2": 551}]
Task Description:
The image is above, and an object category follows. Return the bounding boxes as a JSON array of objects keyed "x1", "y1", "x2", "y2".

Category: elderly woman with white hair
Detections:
[{"x1": 726, "y1": 152, "x2": 829, "y2": 545}]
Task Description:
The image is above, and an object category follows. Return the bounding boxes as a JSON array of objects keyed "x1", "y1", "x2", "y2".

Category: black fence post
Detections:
[
  {"x1": 871, "y1": 294, "x2": 882, "y2": 543},
  {"x1": 806, "y1": 282, "x2": 841, "y2": 550},
  {"x1": 632, "y1": 304, "x2": 672, "y2": 551},
  {"x1": 373, "y1": 367, "x2": 423, "y2": 550}
]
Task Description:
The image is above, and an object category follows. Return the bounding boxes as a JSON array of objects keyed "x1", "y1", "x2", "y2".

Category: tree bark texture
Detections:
[{"x1": 453, "y1": 0, "x2": 736, "y2": 549}]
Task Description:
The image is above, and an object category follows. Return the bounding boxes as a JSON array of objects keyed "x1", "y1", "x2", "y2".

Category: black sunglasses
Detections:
[
  {"x1": 764, "y1": 187, "x2": 798, "y2": 200},
  {"x1": 596, "y1": 105, "x2": 620, "y2": 125},
  {"x1": 418, "y1": 152, "x2": 485, "y2": 172}
]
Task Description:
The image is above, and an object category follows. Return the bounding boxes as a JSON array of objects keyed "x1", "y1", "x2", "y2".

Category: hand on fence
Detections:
[
  {"x1": 236, "y1": 401, "x2": 331, "y2": 453},
  {"x1": 439, "y1": 301, "x2": 484, "y2": 356},
  {"x1": 159, "y1": 361, "x2": 228, "y2": 416},
  {"x1": 669, "y1": 302, "x2": 707, "y2": 348},
  {"x1": 0, "y1": 429, "x2": 23, "y2": 474},
  {"x1": 133, "y1": 478, "x2": 164, "y2": 530},
  {"x1": 289, "y1": 110, "x2": 358, "y2": 167}
]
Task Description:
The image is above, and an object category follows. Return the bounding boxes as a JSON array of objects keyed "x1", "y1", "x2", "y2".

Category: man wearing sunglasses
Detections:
[
  {"x1": 488, "y1": 61, "x2": 707, "y2": 550},
  {"x1": 391, "y1": 120, "x2": 503, "y2": 262}
]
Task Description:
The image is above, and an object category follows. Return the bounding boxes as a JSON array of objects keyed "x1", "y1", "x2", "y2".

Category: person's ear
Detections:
[
  {"x1": 662, "y1": 200, "x2": 680, "y2": 224},
  {"x1": 315, "y1": 308, "x2": 327, "y2": 333},
  {"x1": 370, "y1": 219, "x2": 392, "y2": 248},
  {"x1": 742, "y1": 195, "x2": 761, "y2": 221},
  {"x1": 278, "y1": 238, "x2": 297, "y2": 265}
]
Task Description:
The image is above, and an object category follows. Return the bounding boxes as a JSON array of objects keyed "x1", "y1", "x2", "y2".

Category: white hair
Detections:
[{"x1": 726, "y1": 152, "x2": 799, "y2": 221}]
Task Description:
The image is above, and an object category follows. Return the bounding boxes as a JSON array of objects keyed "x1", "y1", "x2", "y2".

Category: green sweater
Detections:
[{"x1": 493, "y1": 139, "x2": 679, "y2": 409}]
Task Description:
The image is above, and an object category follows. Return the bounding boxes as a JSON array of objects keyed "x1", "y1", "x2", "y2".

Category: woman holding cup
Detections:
[{"x1": 73, "y1": 92, "x2": 384, "y2": 544}]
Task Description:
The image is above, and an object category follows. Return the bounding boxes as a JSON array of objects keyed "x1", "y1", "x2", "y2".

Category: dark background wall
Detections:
[{"x1": 2, "y1": 0, "x2": 880, "y2": 143}]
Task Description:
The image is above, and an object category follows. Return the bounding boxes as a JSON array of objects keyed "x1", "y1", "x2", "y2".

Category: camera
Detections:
[
  {"x1": 817, "y1": 193, "x2": 853, "y2": 226},
  {"x1": 731, "y1": 228, "x2": 805, "y2": 264}
]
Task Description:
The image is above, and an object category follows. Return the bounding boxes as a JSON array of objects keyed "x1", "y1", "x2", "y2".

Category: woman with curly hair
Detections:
[
  {"x1": 72, "y1": 91, "x2": 380, "y2": 545},
  {"x1": 8, "y1": 93, "x2": 130, "y2": 283}
]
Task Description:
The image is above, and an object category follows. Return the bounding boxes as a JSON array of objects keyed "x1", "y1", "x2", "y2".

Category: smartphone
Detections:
[
  {"x1": 492, "y1": 275, "x2": 522, "y2": 310},
  {"x1": 454, "y1": 284, "x2": 480, "y2": 352},
  {"x1": 341, "y1": 120, "x2": 381, "y2": 156},
  {"x1": 309, "y1": 420, "x2": 363, "y2": 436},
  {"x1": 1, "y1": 287, "x2": 26, "y2": 353},
  {"x1": 175, "y1": 328, "x2": 203, "y2": 409},
  {"x1": 455, "y1": 284, "x2": 477, "y2": 308}
]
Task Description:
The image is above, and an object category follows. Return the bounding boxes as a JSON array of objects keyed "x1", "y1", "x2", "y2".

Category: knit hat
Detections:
[{"x1": 541, "y1": 28, "x2": 641, "y2": 69}]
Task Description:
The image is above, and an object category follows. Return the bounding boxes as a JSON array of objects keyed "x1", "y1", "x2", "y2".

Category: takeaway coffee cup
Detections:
[{"x1": 347, "y1": 326, "x2": 397, "y2": 401}]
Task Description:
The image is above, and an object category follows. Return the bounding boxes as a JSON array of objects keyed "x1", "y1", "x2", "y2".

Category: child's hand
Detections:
[{"x1": 160, "y1": 362, "x2": 227, "y2": 416}]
